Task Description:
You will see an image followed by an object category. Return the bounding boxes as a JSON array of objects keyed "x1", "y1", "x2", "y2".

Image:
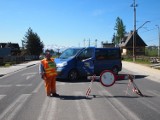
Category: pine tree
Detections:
[
  {"x1": 114, "y1": 17, "x2": 126, "y2": 46},
  {"x1": 22, "y1": 28, "x2": 44, "y2": 56}
]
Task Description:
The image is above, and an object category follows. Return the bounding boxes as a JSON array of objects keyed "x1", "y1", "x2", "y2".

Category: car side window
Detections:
[
  {"x1": 78, "y1": 48, "x2": 93, "y2": 60},
  {"x1": 96, "y1": 49, "x2": 120, "y2": 60},
  {"x1": 96, "y1": 49, "x2": 107, "y2": 60}
]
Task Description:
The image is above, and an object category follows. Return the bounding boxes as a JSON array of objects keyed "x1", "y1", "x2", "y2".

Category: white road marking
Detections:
[
  {"x1": 16, "y1": 84, "x2": 32, "y2": 87},
  {"x1": 0, "y1": 95, "x2": 6, "y2": 100},
  {"x1": 21, "y1": 72, "x2": 37, "y2": 76},
  {"x1": 0, "y1": 94, "x2": 31, "y2": 120},
  {"x1": 75, "y1": 100, "x2": 84, "y2": 120},
  {"x1": 147, "y1": 90, "x2": 160, "y2": 97},
  {"x1": 0, "y1": 84, "x2": 33, "y2": 87},
  {"x1": 97, "y1": 84, "x2": 141, "y2": 120},
  {"x1": 98, "y1": 91, "x2": 127, "y2": 120},
  {"x1": 26, "y1": 75, "x2": 35, "y2": 80},
  {"x1": 136, "y1": 97, "x2": 160, "y2": 114},
  {"x1": 32, "y1": 81, "x2": 43, "y2": 93},
  {"x1": 38, "y1": 97, "x2": 50, "y2": 120},
  {"x1": 47, "y1": 98, "x2": 57, "y2": 120},
  {"x1": 57, "y1": 82, "x2": 86, "y2": 86},
  {"x1": 38, "y1": 97, "x2": 57, "y2": 120},
  {"x1": 74, "y1": 92, "x2": 85, "y2": 120},
  {"x1": 130, "y1": 90, "x2": 160, "y2": 114},
  {"x1": 0, "y1": 64, "x2": 38, "y2": 79},
  {"x1": 21, "y1": 72, "x2": 37, "y2": 80},
  {"x1": 75, "y1": 91, "x2": 96, "y2": 120}
]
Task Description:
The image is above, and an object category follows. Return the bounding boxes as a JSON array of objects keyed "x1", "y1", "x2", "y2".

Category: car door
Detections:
[{"x1": 76, "y1": 47, "x2": 95, "y2": 76}]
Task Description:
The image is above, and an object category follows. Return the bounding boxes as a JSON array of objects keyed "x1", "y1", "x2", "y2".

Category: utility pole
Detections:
[
  {"x1": 95, "y1": 39, "x2": 97, "y2": 47},
  {"x1": 156, "y1": 25, "x2": 160, "y2": 58},
  {"x1": 131, "y1": 0, "x2": 138, "y2": 62}
]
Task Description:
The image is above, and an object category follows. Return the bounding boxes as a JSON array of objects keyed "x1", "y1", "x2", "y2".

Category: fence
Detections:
[
  {"x1": 0, "y1": 55, "x2": 39, "y2": 66},
  {"x1": 122, "y1": 55, "x2": 160, "y2": 69}
]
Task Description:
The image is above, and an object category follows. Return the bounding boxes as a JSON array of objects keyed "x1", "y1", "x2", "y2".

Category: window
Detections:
[
  {"x1": 78, "y1": 48, "x2": 93, "y2": 60},
  {"x1": 96, "y1": 49, "x2": 120, "y2": 60}
]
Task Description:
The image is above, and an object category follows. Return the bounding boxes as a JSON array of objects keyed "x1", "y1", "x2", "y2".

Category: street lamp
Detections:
[
  {"x1": 155, "y1": 25, "x2": 160, "y2": 58},
  {"x1": 137, "y1": 21, "x2": 150, "y2": 31}
]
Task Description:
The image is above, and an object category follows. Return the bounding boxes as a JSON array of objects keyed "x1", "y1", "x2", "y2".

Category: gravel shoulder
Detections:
[{"x1": 122, "y1": 61, "x2": 160, "y2": 83}]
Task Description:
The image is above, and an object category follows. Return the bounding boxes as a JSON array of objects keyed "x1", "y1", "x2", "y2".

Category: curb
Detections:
[{"x1": 0, "y1": 61, "x2": 39, "y2": 79}]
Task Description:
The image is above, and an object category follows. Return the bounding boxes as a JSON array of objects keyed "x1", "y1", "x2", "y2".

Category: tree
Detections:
[
  {"x1": 114, "y1": 17, "x2": 126, "y2": 46},
  {"x1": 22, "y1": 28, "x2": 44, "y2": 56}
]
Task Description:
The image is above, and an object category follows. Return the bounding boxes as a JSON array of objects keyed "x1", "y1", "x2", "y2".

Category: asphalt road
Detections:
[{"x1": 0, "y1": 64, "x2": 160, "y2": 120}]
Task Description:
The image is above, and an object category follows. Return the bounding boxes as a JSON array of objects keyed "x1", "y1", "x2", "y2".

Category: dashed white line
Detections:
[
  {"x1": 38, "y1": 97, "x2": 50, "y2": 120},
  {"x1": 22, "y1": 72, "x2": 37, "y2": 76},
  {"x1": 98, "y1": 91, "x2": 127, "y2": 120},
  {"x1": 0, "y1": 95, "x2": 6, "y2": 100},
  {"x1": 136, "y1": 97, "x2": 160, "y2": 114},
  {"x1": 75, "y1": 91, "x2": 96, "y2": 120},
  {"x1": 16, "y1": 84, "x2": 32, "y2": 87},
  {"x1": 0, "y1": 84, "x2": 33, "y2": 87},
  {"x1": 98, "y1": 84, "x2": 141, "y2": 120},
  {"x1": 26, "y1": 75, "x2": 35, "y2": 80},
  {"x1": 47, "y1": 98, "x2": 57, "y2": 120},
  {"x1": 38, "y1": 97, "x2": 57, "y2": 120},
  {"x1": 0, "y1": 94, "x2": 31, "y2": 120},
  {"x1": 147, "y1": 90, "x2": 160, "y2": 97},
  {"x1": 32, "y1": 81, "x2": 43, "y2": 93},
  {"x1": 74, "y1": 92, "x2": 84, "y2": 120}
]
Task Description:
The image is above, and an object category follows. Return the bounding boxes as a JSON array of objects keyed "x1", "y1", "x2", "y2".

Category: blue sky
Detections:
[{"x1": 0, "y1": 0, "x2": 160, "y2": 50}]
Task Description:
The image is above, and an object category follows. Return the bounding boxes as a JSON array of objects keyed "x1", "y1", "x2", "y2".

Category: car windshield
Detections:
[{"x1": 59, "y1": 48, "x2": 82, "y2": 59}]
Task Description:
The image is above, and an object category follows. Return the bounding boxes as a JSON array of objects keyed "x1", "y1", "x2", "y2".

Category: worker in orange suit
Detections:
[{"x1": 39, "y1": 52, "x2": 59, "y2": 97}]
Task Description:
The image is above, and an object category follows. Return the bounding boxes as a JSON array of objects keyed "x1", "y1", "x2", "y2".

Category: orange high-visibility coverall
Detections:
[{"x1": 40, "y1": 58, "x2": 57, "y2": 96}]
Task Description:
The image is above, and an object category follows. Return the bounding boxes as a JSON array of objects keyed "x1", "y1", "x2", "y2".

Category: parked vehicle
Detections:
[{"x1": 55, "y1": 47, "x2": 122, "y2": 81}]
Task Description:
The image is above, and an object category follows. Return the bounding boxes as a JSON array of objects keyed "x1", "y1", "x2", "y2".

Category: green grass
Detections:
[
  {"x1": 123, "y1": 57, "x2": 151, "y2": 65},
  {"x1": 4, "y1": 62, "x2": 16, "y2": 67}
]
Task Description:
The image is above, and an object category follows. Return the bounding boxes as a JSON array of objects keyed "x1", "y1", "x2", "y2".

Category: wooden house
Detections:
[
  {"x1": 119, "y1": 31, "x2": 147, "y2": 56},
  {"x1": 0, "y1": 43, "x2": 20, "y2": 56}
]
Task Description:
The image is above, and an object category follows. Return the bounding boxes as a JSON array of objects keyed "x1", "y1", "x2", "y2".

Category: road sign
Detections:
[{"x1": 100, "y1": 70, "x2": 116, "y2": 87}]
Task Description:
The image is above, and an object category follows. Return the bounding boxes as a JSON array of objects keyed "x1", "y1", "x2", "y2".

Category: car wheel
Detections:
[
  {"x1": 112, "y1": 66, "x2": 119, "y2": 75},
  {"x1": 68, "y1": 69, "x2": 78, "y2": 81}
]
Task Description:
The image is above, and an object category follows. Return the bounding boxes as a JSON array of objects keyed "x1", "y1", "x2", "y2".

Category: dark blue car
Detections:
[{"x1": 55, "y1": 47, "x2": 122, "y2": 81}]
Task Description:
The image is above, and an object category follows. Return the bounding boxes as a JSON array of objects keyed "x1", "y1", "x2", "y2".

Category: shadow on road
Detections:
[
  {"x1": 57, "y1": 94, "x2": 153, "y2": 100},
  {"x1": 117, "y1": 74, "x2": 148, "y2": 81},
  {"x1": 59, "y1": 95, "x2": 92, "y2": 100},
  {"x1": 0, "y1": 74, "x2": 4, "y2": 77},
  {"x1": 87, "y1": 94, "x2": 154, "y2": 99}
]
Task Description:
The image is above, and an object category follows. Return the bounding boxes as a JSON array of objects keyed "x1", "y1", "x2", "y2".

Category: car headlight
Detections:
[{"x1": 56, "y1": 62, "x2": 67, "y2": 67}]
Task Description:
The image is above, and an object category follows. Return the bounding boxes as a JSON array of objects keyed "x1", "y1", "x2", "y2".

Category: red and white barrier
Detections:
[{"x1": 86, "y1": 70, "x2": 143, "y2": 97}]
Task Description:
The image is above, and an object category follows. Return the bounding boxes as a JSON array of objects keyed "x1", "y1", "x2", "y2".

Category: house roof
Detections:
[
  {"x1": 0, "y1": 43, "x2": 20, "y2": 50},
  {"x1": 119, "y1": 31, "x2": 147, "y2": 47}
]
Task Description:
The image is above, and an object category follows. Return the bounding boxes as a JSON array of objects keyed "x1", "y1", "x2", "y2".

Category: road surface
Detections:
[{"x1": 0, "y1": 63, "x2": 160, "y2": 120}]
